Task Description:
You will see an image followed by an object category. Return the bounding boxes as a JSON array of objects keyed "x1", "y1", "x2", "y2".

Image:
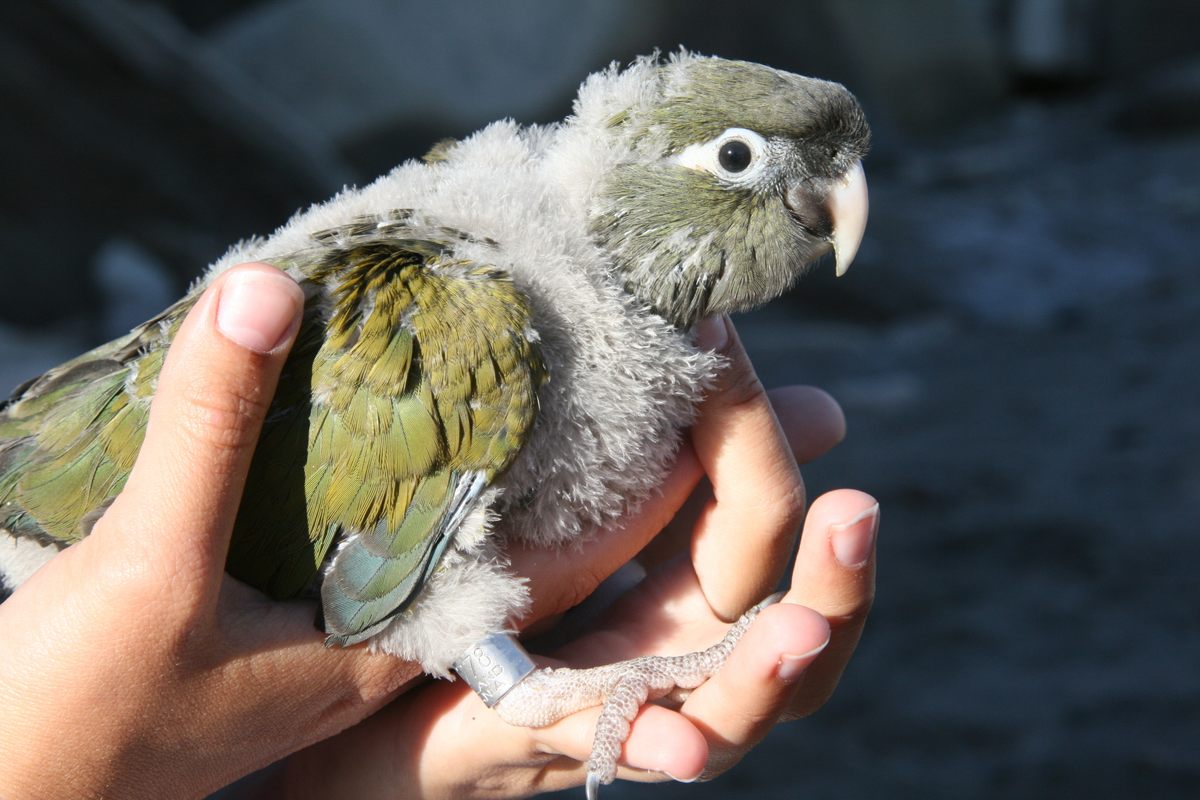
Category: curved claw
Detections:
[
  {"x1": 757, "y1": 590, "x2": 786, "y2": 610},
  {"x1": 586, "y1": 772, "x2": 601, "y2": 800}
]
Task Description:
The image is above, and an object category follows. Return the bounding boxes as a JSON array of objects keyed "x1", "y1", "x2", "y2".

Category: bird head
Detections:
[{"x1": 583, "y1": 54, "x2": 871, "y2": 328}]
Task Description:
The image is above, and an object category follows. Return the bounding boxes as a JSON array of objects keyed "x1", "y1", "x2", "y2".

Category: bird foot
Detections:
[{"x1": 494, "y1": 592, "x2": 782, "y2": 796}]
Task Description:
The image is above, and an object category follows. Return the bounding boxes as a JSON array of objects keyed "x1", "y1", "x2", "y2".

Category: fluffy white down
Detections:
[
  {"x1": 0, "y1": 531, "x2": 58, "y2": 590},
  {"x1": 0, "y1": 55, "x2": 722, "y2": 675}
]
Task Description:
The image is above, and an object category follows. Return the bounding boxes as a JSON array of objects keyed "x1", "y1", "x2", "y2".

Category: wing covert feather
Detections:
[
  {"x1": 226, "y1": 235, "x2": 546, "y2": 643},
  {"x1": 0, "y1": 230, "x2": 545, "y2": 647}
]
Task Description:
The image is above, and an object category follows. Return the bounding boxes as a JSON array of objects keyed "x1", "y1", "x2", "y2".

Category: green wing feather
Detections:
[
  {"x1": 0, "y1": 227, "x2": 546, "y2": 648},
  {"x1": 0, "y1": 301, "x2": 189, "y2": 544}
]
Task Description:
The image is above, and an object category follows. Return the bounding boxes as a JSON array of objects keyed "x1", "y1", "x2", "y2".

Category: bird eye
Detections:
[
  {"x1": 718, "y1": 140, "x2": 753, "y2": 173},
  {"x1": 671, "y1": 127, "x2": 766, "y2": 181}
]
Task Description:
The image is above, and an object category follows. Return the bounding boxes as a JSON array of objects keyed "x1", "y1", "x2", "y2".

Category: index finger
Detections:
[{"x1": 688, "y1": 316, "x2": 805, "y2": 619}]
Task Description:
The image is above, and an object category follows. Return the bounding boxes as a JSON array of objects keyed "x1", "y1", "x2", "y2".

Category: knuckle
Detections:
[
  {"x1": 822, "y1": 595, "x2": 873, "y2": 627},
  {"x1": 558, "y1": 566, "x2": 606, "y2": 613},
  {"x1": 755, "y1": 469, "x2": 805, "y2": 537},
  {"x1": 774, "y1": 476, "x2": 806, "y2": 530},
  {"x1": 177, "y1": 381, "x2": 269, "y2": 454},
  {"x1": 836, "y1": 580, "x2": 876, "y2": 622},
  {"x1": 716, "y1": 361, "x2": 768, "y2": 410},
  {"x1": 823, "y1": 569, "x2": 877, "y2": 623},
  {"x1": 352, "y1": 659, "x2": 413, "y2": 705}
]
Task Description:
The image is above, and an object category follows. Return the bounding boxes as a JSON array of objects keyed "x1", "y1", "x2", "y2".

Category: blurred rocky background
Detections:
[{"x1": 2, "y1": 0, "x2": 1197, "y2": 797}]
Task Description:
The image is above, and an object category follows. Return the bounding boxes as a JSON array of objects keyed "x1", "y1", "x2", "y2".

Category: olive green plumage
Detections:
[
  {"x1": 644, "y1": 58, "x2": 869, "y2": 157},
  {"x1": 0, "y1": 54, "x2": 871, "y2": 674},
  {"x1": 592, "y1": 58, "x2": 870, "y2": 327},
  {"x1": 0, "y1": 306, "x2": 175, "y2": 544},
  {"x1": 0, "y1": 226, "x2": 545, "y2": 644}
]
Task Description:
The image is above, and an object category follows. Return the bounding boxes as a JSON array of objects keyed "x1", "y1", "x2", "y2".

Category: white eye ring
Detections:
[{"x1": 672, "y1": 127, "x2": 770, "y2": 185}]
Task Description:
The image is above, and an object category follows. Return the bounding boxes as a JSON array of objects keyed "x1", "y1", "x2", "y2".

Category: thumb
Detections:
[{"x1": 102, "y1": 262, "x2": 304, "y2": 595}]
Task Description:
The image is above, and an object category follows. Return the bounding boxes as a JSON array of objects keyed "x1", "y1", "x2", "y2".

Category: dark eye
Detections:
[{"x1": 718, "y1": 139, "x2": 752, "y2": 173}]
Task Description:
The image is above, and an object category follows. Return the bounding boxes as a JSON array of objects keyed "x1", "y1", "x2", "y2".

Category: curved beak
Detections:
[{"x1": 828, "y1": 160, "x2": 869, "y2": 276}]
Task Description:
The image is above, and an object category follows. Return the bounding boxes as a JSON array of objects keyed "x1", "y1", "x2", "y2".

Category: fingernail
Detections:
[
  {"x1": 776, "y1": 636, "x2": 831, "y2": 683},
  {"x1": 216, "y1": 266, "x2": 303, "y2": 353},
  {"x1": 830, "y1": 503, "x2": 880, "y2": 568},
  {"x1": 693, "y1": 315, "x2": 729, "y2": 351},
  {"x1": 660, "y1": 770, "x2": 698, "y2": 784}
]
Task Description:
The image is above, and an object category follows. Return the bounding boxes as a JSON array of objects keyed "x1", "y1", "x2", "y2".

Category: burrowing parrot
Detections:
[{"x1": 0, "y1": 52, "x2": 869, "y2": 795}]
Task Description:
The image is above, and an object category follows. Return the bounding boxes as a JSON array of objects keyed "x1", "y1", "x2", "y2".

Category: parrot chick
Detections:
[{"x1": 0, "y1": 52, "x2": 869, "y2": 794}]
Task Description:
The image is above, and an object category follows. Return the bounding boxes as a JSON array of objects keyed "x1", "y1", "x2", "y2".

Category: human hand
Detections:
[
  {"x1": 0, "y1": 263, "x2": 717, "y2": 800},
  {"x1": 0, "y1": 263, "x2": 406, "y2": 799},
  {"x1": 262, "y1": 316, "x2": 878, "y2": 799}
]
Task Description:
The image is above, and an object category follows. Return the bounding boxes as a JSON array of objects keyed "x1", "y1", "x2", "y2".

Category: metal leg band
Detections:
[{"x1": 452, "y1": 632, "x2": 536, "y2": 707}]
